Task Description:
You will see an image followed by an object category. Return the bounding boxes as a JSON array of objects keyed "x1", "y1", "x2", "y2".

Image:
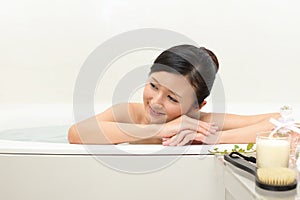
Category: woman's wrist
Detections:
[{"x1": 151, "y1": 123, "x2": 175, "y2": 139}]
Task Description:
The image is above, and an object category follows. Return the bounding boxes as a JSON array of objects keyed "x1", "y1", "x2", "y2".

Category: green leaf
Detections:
[
  {"x1": 208, "y1": 143, "x2": 256, "y2": 155},
  {"x1": 247, "y1": 143, "x2": 254, "y2": 151},
  {"x1": 238, "y1": 148, "x2": 245, "y2": 153}
]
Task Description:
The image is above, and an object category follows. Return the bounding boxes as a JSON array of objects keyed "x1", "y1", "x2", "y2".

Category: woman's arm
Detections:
[
  {"x1": 68, "y1": 119, "x2": 163, "y2": 144},
  {"x1": 217, "y1": 118, "x2": 274, "y2": 144},
  {"x1": 163, "y1": 112, "x2": 280, "y2": 146},
  {"x1": 68, "y1": 117, "x2": 213, "y2": 144},
  {"x1": 200, "y1": 112, "x2": 280, "y2": 131},
  {"x1": 68, "y1": 103, "x2": 163, "y2": 144},
  {"x1": 68, "y1": 103, "x2": 215, "y2": 144}
]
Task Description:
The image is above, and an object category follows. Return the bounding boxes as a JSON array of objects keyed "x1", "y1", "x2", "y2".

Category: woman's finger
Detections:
[
  {"x1": 167, "y1": 131, "x2": 187, "y2": 146},
  {"x1": 168, "y1": 130, "x2": 193, "y2": 146},
  {"x1": 202, "y1": 132, "x2": 220, "y2": 144},
  {"x1": 194, "y1": 124, "x2": 217, "y2": 136},
  {"x1": 194, "y1": 133, "x2": 206, "y2": 143},
  {"x1": 198, "y1": 126, "x2": 214, "y2": 136},
  {"x1": 190, "y1": 118, "x2": 210, "y2": 132},
  {"x1": 162, "y1": 138, "x2": 171, "y2": 146},
  {"x1": 176, "y1": 133, "x2": 196, "y2": 146},
  {"x1": 185, "y1": 117, "x2": 218, "y2": 135},
  {"x1": 163, "y1": 131, "x2": 208, "y2": 146}
]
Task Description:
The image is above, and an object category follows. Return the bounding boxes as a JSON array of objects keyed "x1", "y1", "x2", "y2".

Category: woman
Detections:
[{"x1": 68, "y1": 45, "x2": 278, "y2": 145}]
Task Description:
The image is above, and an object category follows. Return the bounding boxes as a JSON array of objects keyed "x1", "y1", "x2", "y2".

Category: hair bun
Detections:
[{"x1": 200, "y1": 47, "x2": 219, "y2": 72}]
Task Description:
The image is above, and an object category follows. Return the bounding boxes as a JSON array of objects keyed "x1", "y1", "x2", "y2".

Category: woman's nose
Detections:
[{"x1": 152, "y1": 92, "x2": 164, "y2": 105}]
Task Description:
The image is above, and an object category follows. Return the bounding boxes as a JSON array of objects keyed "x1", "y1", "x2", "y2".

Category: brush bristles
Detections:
[{"x1": 257, "y1": 167, "x2": 296, "y2": 186}]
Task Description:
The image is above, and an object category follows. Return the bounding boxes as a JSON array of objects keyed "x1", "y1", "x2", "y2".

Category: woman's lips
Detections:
[{"x1": 149, "y1": 106, "x2": 165, "y2": 117}]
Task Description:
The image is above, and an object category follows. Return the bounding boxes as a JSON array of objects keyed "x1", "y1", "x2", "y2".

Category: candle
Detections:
[{"x1": 256, "y1": 132, "x2": 291, "y2": 168}]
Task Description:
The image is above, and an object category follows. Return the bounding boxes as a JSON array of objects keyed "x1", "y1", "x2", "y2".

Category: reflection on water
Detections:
[{"x1": 0, "y1": 125, "x2": 69, "y2": 143}]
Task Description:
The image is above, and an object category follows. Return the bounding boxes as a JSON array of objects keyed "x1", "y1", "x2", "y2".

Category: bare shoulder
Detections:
[
  {"x1": 96, "y1": 103, "x2": 144, "y2": 123},
  {"x1": 128, "y1": 103, "x2": 145, "y2": 123}
]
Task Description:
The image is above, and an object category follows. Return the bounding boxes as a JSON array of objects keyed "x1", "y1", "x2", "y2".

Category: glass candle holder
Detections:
[
  {"x1": 256, "y1": 131, "x2": 291, "y2": 168},
  {"x1": 289, "y1": 131, "x2": 299, "y2": 168}
]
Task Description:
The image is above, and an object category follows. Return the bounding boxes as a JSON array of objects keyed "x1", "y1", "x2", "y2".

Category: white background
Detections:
[{"x1": 1, "y1": 0, "x2": 299, "y2": 109}]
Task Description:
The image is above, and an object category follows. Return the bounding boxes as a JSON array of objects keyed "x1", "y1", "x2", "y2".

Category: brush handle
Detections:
[
  {"x1": 224, "y1": 154, "x2": 256, "y2": 176},
  {"x1": 224, "y1": 154, "x2": 298, "y2": 191},
  {"x1": 229, "y1": 152, "x2": 256, "y2": 163}
]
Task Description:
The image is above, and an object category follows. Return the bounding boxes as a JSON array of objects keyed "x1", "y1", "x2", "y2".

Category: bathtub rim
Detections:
[{"x1": 0, "y1": 139, "x2": 251, "y2": 156}]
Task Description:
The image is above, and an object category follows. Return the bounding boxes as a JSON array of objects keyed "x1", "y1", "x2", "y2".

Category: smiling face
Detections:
[{"x1": 143, "y1": 71, "x2": 198, "y2": 124}]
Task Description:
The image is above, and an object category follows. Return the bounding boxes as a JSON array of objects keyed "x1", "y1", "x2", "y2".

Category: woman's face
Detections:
[{"x1": 143, "y1": 71, "x2": 198, "y2": 124}]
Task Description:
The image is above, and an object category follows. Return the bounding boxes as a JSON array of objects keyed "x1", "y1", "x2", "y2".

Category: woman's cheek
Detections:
[
  {"x1": 165, "y1": 104, "x2": 182, "y2": 120},
  {"x1": 143, "y1": 86, "x2": 152, "y2": 101}
]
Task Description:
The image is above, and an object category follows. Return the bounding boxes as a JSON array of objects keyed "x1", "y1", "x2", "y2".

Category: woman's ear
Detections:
[
  {"x1": 191, "y1": 100, "x2": 207, "y2": 111},
  {"x1": 187, "y1": 100, "x2": 207, "y2": 119},
  {"x1": 199, "y1": 100, "x2": 207, "y2": 110},
  {"x1": 190, "y1": 100, "x2": 207, "y2": 112}
]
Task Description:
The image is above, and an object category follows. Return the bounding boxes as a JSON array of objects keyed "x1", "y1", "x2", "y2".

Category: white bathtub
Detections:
[
  {"x1": 0, "y1": 133, "x2": 230, "y2": 200},
  {"x1": 0, "y1": 103, "x2": 298, "y2": 200},
  {"x1": 0, "y1": 104, "x2": 227, "y2": 200}
]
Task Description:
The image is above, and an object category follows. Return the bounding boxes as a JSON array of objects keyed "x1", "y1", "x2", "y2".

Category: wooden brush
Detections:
[
  {"x1": 257, "y1": 167, "x2": 296, "y2": 186},
  {"x1": 224, "y1": 154, "x2": 297, "y2": 191}
]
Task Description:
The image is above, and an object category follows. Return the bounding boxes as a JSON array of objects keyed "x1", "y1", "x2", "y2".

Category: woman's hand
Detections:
[
  {"x1": 162, "y1": 130, "x2": 220, "y2": 146},
  {"x1": 157, "y1": 115, "x2": 218, "y2": 145}
]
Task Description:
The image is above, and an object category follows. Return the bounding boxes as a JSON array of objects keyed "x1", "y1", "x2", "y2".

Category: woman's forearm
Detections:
[
  {"x1": 201, "y1": 112, "x2": 280, "y2": 131},
  {"x1": 68, "y1": 117, "x2": 163, "y2": 144},
  {"x1": 218, "y1": 119, "x2": 275, "y2": 144}
]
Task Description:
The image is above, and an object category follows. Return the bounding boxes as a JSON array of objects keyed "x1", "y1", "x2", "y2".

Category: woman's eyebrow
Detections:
[{"x1": 150, "y1": 77, "x2": 182, "y2": 99}]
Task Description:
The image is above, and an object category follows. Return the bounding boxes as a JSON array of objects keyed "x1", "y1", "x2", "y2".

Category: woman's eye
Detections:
[
  {"x1": 168, "y1": 95, "x2": 179, "y2": 103},
  {"x1": 150, "y1": 82, "x2": 158, "y2": 90}
]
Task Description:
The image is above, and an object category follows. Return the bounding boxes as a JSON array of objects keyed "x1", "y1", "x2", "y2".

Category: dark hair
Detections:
[{"x1": 149, "y1": 44, "x2": 219, "y2": 105}]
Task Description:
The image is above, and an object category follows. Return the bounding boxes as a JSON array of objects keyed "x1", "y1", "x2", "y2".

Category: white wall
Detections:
[{"x1": 1, "y1": 0, "x2": 300, "y2": 108}]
